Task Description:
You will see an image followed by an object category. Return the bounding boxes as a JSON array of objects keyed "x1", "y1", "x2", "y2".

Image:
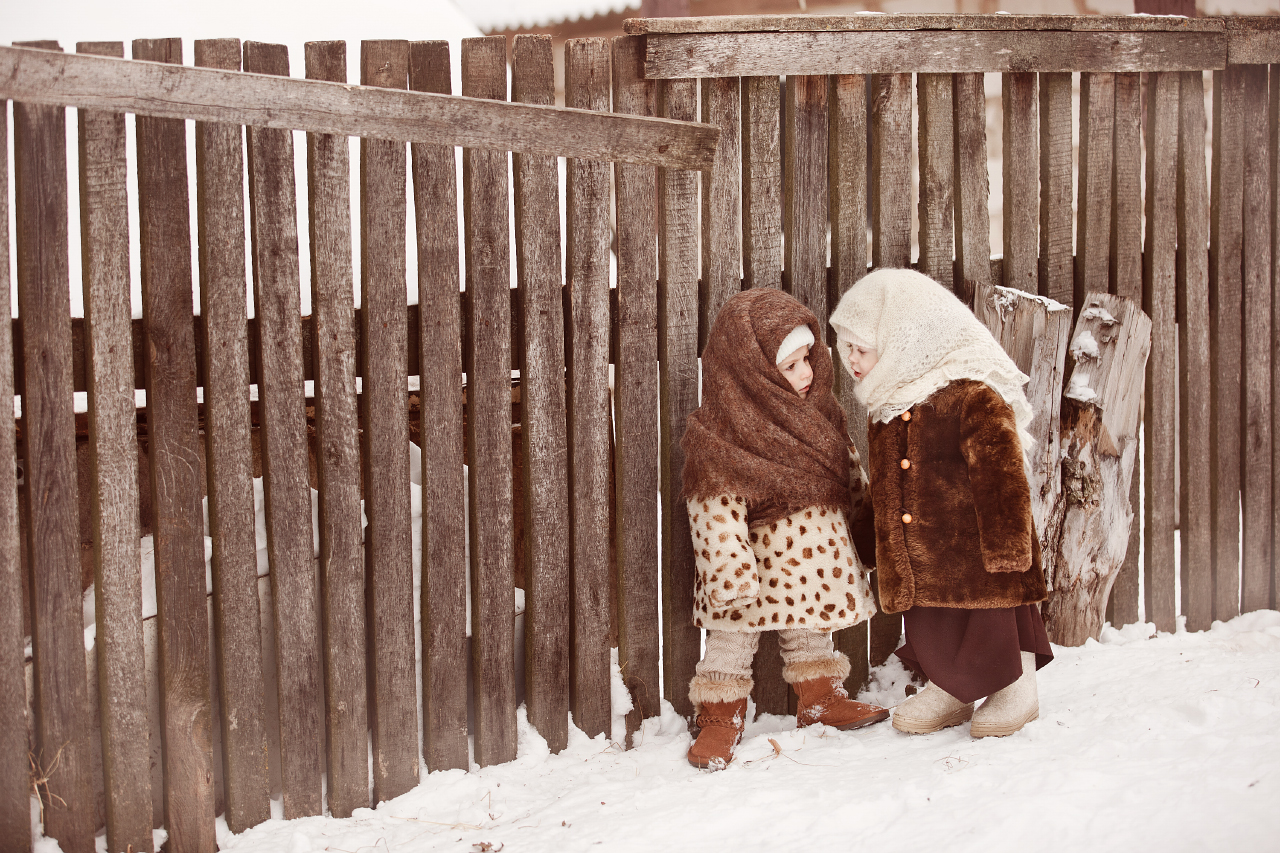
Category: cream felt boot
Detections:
[
  {"x1": 970, "y1": 651, "x2": 1039, "y2": 738},
  {"x1": 891, "y1": 682, "x2": 975, "y2": 734}
]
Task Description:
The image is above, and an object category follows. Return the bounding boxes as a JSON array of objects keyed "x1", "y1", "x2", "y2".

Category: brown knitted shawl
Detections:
[{"x1": 680, "y1": 289, "x2": 853, "y2": 528}]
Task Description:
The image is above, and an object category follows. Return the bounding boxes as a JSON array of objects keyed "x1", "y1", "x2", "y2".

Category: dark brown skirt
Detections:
[{"x1": 895, "y1": 604, "x2": 1053, "y2": 703}]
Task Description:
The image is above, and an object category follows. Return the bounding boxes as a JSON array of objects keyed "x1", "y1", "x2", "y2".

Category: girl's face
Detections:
[
  {"x1": 843, "y1": 342, "x2": 879, "y2": 381},
  {"x1": 777, "y1": 344, "x2": 813, "y2": 399}
]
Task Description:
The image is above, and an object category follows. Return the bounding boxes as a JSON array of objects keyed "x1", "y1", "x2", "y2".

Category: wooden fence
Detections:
[{"x1": 1, "y1": 14, "x2": 1278, "y2": 853}]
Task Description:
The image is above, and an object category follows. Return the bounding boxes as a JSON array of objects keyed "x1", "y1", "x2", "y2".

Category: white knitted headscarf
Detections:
[{"x1": 829, "y1": 268, "x2": 1036, "y2": 452}]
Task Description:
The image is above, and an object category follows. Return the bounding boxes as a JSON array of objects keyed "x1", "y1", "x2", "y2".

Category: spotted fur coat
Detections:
[{"x1": 688, "y1": 453, "x2": 877, "y2": 632}]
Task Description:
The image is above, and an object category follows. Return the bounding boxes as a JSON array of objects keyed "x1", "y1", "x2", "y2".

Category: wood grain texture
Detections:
[
  {"x1": 192, "y1": 38, "x2": 272, "y2": 833},
  {"x1": 742, "y1": 76, "x2": 782, "y2": 290},
  {"x1": 462, "y1": 36, "x2": 518, "y2": 767},
  {"x1": 354, "y1": 39, "x2": 420, "y2": 797},
  {"x1": 952, "y1": 72, "x2": 991, "y2": 305},
  {"x1": 784, "y1": 74, "x2": 830, "y2": 315},
  {"x1": 1239, "y1": 64, "x2": 1272, "y2": 616},
  {"x1": 132, "y1": 36, "x2": 217, "y2": 853},
  {"x1": 1003, "y1": 72, "x2": 1038, "y2": 293},
  {"x1": 642, "y1": 31, "x2": 1226, "y2": 78},
  {"x1": 564, "y1": 38, "x2": 614, "y2": 740},
  {"x1": 1225, "y1": 17, "x2": 1280, "y2": 65},
  {"x1": 1273, "y1": 63, "x2": 1280, "y2": 612},
  {"x1": 0, "y1": 96, "x2": 31, "y2": 853},
  {"x1": 626, "y1": 14, "x2": 1226, "y2": 35},
  {"x1": 754, "y1": 632, "x2": 789, "y2": 716},
  {"x1": 1176, "y1": 69, "x2": 1213, "y2": 633},
  {"x1": 1076, "y1": 73, "x2": 1115, "y2": 316},
  {"x1": 917, "y1": 73, "x2": 954, "y2": 292},
  {"x1": 13, "y1": 41, "x2": 100, "y2": 853},
  {"x1": 1142, "y1": 71, "x2": 1179, "y2": 635},
  {"x1": 304, "y1": 39, "x2": 371, "y2": 814},
  {"x1": 1039, "y1": 72, "x2": 1072, "y2": 305},
  {"x1": 77, "y1": 39, "x2": 154, "y2": 853},
  {"x1": 409, "y1": 40, "x2": 470, "y2": 773},
  {"x1": 656, "y1": 77, "x2": 702, "y2": 719},
  {"x1": 511, "y1": 34, "x2": 571, "y2": 754},
  {"x1": 0, "y1": 45, "x2": 718, "y2": 171},
  {"x1": 1209, "y1": 66, "x2": 1244, "y2": 623},
  {"x1": 242, "y1": 41, "x2": 325, "y2": 818},
  {"x1": 870, "y1": 73, "x2": 912, "y2": 269},
  {"x1": 612, "y1": 35, "x2": 662, "y2": 744},
  {"x1": 700, "y1": 75, "x2": 743, "y2": 351}
]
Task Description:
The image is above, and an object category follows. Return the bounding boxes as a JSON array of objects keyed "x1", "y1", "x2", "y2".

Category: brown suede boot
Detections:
[
  {"x1": 686, "y1": 698, "x2": 749, "y2": 770},
  {"x1": 793, "y1": 677, "x2": 890, "y2": 730}
]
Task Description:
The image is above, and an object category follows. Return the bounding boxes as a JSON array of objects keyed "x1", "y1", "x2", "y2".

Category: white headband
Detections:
[{"x1": 775, "y1": 325, "x2": 816, "y2": 365}]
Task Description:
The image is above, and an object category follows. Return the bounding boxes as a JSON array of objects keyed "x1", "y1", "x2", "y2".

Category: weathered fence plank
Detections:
[
  {"x1": 952, "y1": 72, "x2": 990, "y2": 305},
  {"x1": 77, "y1": 39, "x2": 154, "y2": 853},
  {"x1": 612, "y1": 35, "x2": 662, "y2": 742},
  {"x1": 1039, "y1": 72, "x2": 1072, "y2": 306},
  {"x1": 628, "y1": 14, "x2": 1227, "y2": 34},
  {"x1": 0, "y1": 45, "x2": 717, "y2": 171},
  {"x1": 1177, "y1": 69, "x2": 1213, "y2": 634},
  {"x1": 700, "y1": 75, "x2": 742, "y2": 349},
  {"x1": 1003, "y1": 72, "x2": 1038, "y2": 293},
  {"x1": 409, "y1": 40, "x2": 470, "y2": 773},
  {"x1": 742, "y1": 76, "x2": 782, "y2": 290},
  {"x1": 304, "y1": 39, "x2": 370, "y2": 816},
  {"x1": 870, "y1": 72, "x2": 911, "y2": 270},
  {"x1": 242, "y1": 41, "x2": 325, "y2": 818},
  {"x1": 1076, "y1": 73, "x2": 1114, "y2": 315},
  {"x1": 1240, "y1": 64, "x2": 1272, "y2": 616},
  {"x1": 1210, "y1": 66, "x2": 1244, "y2": 623},
  {"x1": 784, "y1": 74, "x2": 830, "y2": 314},
  {"x1": 0, "y1": 97, "x2": 30, "y2": 853},
  {"x1": 657, "y1": 76, "x2": 702, "y2": 720},
  {"x1": 1143, "y1": 71, "x2": 1180, "y2": 634},
  {"x1": 132, "y1": 36, "x2": 217, "y2": 853},
  {"x1": 193, "y1": 38, "x2": 272, "y2": 833},
  {"x1": 511, "y1": 34, "x2": 571, "y2": 754},
  {"x1": 917, "y1": 72, "x2": 954, "y2": 291},
  {"x1": 1273, "y1": 62, "x2": 1280, "y2": 613},
  {"x1": 565, "y1": 38, "x2": 614, "y2": 739},
  {"x1": 462, "y1": 35, "x2": 519, "y2": 766}
]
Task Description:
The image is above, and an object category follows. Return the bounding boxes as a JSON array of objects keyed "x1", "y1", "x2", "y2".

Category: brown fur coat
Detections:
[{"x1": 866, "y1": 379, "x2": 1047, "y2": 614}]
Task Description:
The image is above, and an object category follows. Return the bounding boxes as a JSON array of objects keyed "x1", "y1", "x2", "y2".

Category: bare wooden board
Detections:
[
  {"x1": 626, "y1": 13, "x2": 1226, "y2": 35},
  {"x1": 916, "y1": 73, "x2": 954, "y2": 292},
  {"x1": 132, "y1": 36, "x2": 217, "y2": 853},
  {"x1": 192, "y1": 38, "x2": 272, "y2": 833},
  {"x1": 77, "y1": 39, "x2": 154, "y2": 853},
  {"x1": 1209, "y1": 66, "x2": 1244, "y2": 623},
  {"x1": 565, "y1": 38, "x2": 614, "y2": 740},
  {"x1": 1039, "y1": 72, "x2": 1072, "y2": 306},
  {"x1": 700, "y1": 75, "x2": 742, "y2": 350},
  {"x1": 1003, "y1": 72, "x2": 1039, "y2": 293},
  {"x1": 409, "y1": 40, "x2": 470, "y2": 773},
  {"x1": 1076, "y1": 73, "x2": 1115, "y2": 317},
  {"x1": 1143, "y1": 71, "x2": 1179, "y2": 635},
  {"x1": 642, "y1": 31, "x2": 1226, "y2": 78},
  {"x1": 242, "y1": 41, "x2": 325, "y2": 818},
  {"x1": 784, "y1": 74, "x2": 830, "y2": 316},
  {"x1": 462, "y1": 36, "x2": 519, "y2": 767},
  {"x1": 870, "y1": 73, "x2": 912, "y2": 269},
  {"x1": 952, "y1": 72, "x2": 991, "y2": 305},
  {"x1": 612, "y1": 36, "x2": 662, "y2": 744},
  {"x1": 303, "y1": 39, "x2": 371, "y2": 814},
  {"x1": 742, "y1": 76, "x2": 782, "y2": 290},
  {"x1": 1176, "y1": 69, "x2": 1213, "y2": 633},
  {"x1": 353, "y1": 39, "x2": 421, "y2": 798},
  {"x1": 1273, "y1": 63, "x2": 1280, "y2": 613},
  {"x1": 1239, "y1": 64, "x2": 1272, "y2": 616},
  {"x1": 656, "y1": 77, "x2": 702, "y2": 719},
  {"x1": 1225, "y1": 16, "x2": 1280, "y2": 65},
  {"x1": 0, "y1": 45, "x2": 718, "y2": 171},
  {"x1": 0, "y1": 87, "x2": 33, "y2": 853},
  {"x1": 511, "y1": 34, "x2": 571, "y2": 755},
  {"x1": 753, "y1": 632, "x2": 789, "y2": 716}
]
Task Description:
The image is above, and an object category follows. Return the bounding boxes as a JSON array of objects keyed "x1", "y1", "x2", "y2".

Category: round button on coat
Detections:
[
  {"x1": 901, "y1": 411, "x2": 912, "y2": 422},
  {"x1": 901, "y1": 512, "x2": 913, "y2": 524},
  {"x1": 900, "y1": 458, "x2": 911, "y2": 470}
]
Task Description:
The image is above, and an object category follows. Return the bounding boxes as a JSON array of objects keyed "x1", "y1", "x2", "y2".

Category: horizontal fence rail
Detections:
[{"x1": 3, "y1": 16, "x2": 1279, "y2": 853}]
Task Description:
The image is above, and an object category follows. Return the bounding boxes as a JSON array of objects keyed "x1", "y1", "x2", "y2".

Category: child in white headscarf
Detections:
[{"x1": 829, "y1": 268, "x2": 1052, "y2": 738}]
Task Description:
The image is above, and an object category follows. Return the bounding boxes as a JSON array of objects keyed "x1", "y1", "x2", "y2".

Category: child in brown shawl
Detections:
[{"x1": 680, "y1": 288, "x2": 887, "y2": 771}]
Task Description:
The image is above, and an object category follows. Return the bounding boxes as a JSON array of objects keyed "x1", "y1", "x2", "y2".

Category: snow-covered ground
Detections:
[{"x1": 205, "y1": 611, "x2": 1280, "y2": 853}]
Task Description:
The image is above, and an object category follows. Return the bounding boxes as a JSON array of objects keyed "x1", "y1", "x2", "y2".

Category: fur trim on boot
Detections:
[
  {"x1": 891, "y1": 682, "x2": 975, "y2": 734},
  {"x1": 781, "y1": 652, "x2": 851, "y2": 685},
  {"x1": 793, "y1": 676, "x2": 889, "y2": 730},
  {"x1": 688, "y1": 674, "x2": 753, "y2": 713},
  {"x1": 970, "y1": 651, "x2": 1039, "y2": 738},
  {"x1": 687, "y1": 698, "x2": 749, "y2": 771}
]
